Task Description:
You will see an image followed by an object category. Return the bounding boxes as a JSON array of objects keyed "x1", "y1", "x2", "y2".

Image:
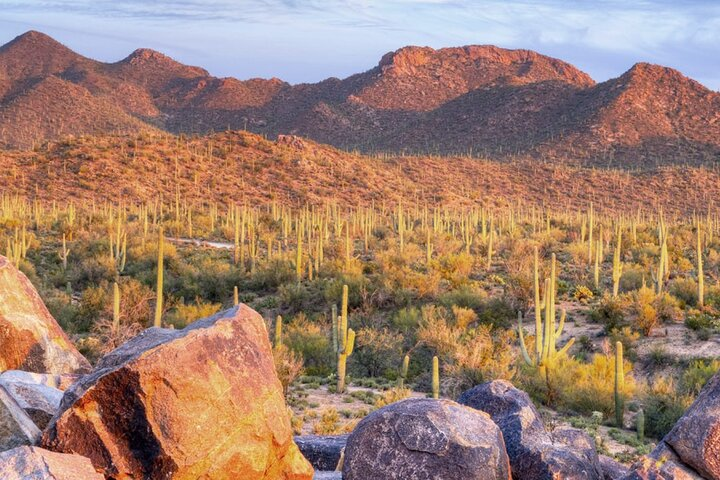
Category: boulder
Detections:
[
  {"x1": 295, "y1": 434, "x2": 348, "y2": 471},
  {"x1": 622, "y1": 442, "x2": 704, "y2": 480},
  {"x1": 0, "y1": 384, "x2": 41, "y2": 451},
  {"x1": 343, "y1": 398, "x2": 511, "y2": 480},
  {"x1": 0, "y1": 370, "x2": 74, "y2": 428},
  {"x1": 0, "y1": 446, "x2": 103, "y2": 479},
  {"x1": 459, "y1": 380, "x2": 603, "y2": 480},
  {"x1": 313, "y1": 473, "x2": 342, "y2": 480},
  {"x1": 599, "y1": 455, "x2": 630, "y2": 480},
  {"x1": 663, "y1": 371, "x2": 720, "y2": 479},
  {"x1": 42, "y1": 305, "x2": 314, "y2": 480},
  {"x1": 0, "y1": 255, "x2": 90, "y2": 374}
]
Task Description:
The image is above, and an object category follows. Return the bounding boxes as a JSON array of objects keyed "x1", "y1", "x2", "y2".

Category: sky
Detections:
[{"x1": 0, "y1": 0, "x2": 719, "y2": 90}]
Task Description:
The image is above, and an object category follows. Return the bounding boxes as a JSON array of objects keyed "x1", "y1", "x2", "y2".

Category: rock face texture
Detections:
[
  {"x1": 295, "y1": 435, "x2": 348, "y2": 471},
  {"x1": 343, "y1": 398, "x2": 511, "y2": 480},
  {"x1": 0, "y1": 255, "x2": 90, "y2": 374},
  {"x1": 0, "y1": 446, "x2": 103, "y2": 479},
  {"x1": 599, "y1": 455, "x2": 630, "y2": 480},
  {"x1": 41, "y1": 305, "x2": 314, "y2": 480},
  {"x1": 663, "y1": 372, "x2": 720, "y2": 480},
  {"x1": 0, "y1": 370, "x2": 74, "y2": 429},
  {"x1": 0, "y1": 384, "x2": 41, "y2": 450},
  {"x1": 458, "y1": 380, "x2": 603, "y2": 480}
]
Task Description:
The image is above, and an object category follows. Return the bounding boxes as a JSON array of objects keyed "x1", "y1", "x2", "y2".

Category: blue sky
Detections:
[{"x1": 1, "y1": 0, "x2": 718, "y2": 89}]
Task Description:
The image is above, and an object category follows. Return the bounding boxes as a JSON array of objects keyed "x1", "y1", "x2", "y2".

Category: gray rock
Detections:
[
  {"x1": 0, "y1": 446, "x2": 103, "y2": 479},
  {"x1": 343, "y1": 398, "x2": 511, "y2": 480},
  {"x1": 296, "y1": 434, "x2": 348, "y2": 471},
  {"x1": 663, "y1": 371, "x2": 720, "y2": 480},
  {"x1": 621, "y1": 441, "x2": 704, "y2": 480},
  {"x1": 0, "y1": 371, "x2": 69, "y2": 428},
  {"x1": 0, "y1": 385, "x2": 41, "y2": 451},
  {"x1": 599, "y1": 455, "x2": 630, "y2": 480},
  {"x1": 459, "y1": 380, "x2": 603, "y2": 480},
  {"x1": 314, "y1": 473, "x2": 342, "y2": 480}
]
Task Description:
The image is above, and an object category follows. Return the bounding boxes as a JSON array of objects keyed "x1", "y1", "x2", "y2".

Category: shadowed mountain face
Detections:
[{"x1": 1, "y1": 31, "x2": 719, "y2": 167}]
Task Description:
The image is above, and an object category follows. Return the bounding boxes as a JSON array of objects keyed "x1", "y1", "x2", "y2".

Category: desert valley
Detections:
[{"x1": 1, "y1": 19, "x2": 720, "y2": 480}]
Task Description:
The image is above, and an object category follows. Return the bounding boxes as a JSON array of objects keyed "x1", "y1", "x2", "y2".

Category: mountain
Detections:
[{"x1": 1, "y1": 31, "x2": 718, "y2": 167}]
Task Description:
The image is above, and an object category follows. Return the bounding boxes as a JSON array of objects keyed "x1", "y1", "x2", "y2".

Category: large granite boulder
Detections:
[
  {"x1": 459, "y1": 380, "x2": 603, "y2": 480},
  {"x1": 663, "y1": 371, "x2": 720, "y2": 480},
  {"x1": 296, "y1": 434, "x2": 347, "y2": 471},
  {"x1": 0, "y1": 370, "x2": 77, "y2": 428},
  {"x1": 0, "y1": 446, "x2": 103, "y2": 479},
  {"x1": 343, "y1": 398, "x2": 511, "y2": 480},
  {"x1": 42, "y1": 305, "x2": 314, "y2": 480},
  {"x1": 0, "y1": 255, "x2": 90, "y2": 374},
  {"x1": 0, "y1": 384, "x2": 41, "y2": 451}
]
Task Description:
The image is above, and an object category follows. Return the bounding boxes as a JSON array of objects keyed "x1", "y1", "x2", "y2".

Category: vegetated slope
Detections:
[
  {"x1": 1, "y1": 31, "x2": 719, "y2": 167},
  {"x1": 0, "y1": 131, "x2": 718, "y2": 214}
]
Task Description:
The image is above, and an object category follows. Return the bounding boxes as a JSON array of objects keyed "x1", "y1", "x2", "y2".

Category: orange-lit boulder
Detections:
[
  {"x1": 0, "y1": 446, "x2": 103, "y2": 480},
  {"x1": 0, "y1": 256, "x2": 90, "y2": 374},
  {"x1": 42, "y1": 305, "x2": 313, "y2": 480}
]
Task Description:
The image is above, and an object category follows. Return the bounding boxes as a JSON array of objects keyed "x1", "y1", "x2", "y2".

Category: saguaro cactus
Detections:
[
  {"x1": 636, "y1": 408, "x2": 645, "y2": 441},
  {"x1": 154, "y1": 228, "x2": 164, "y2": 328},
  {"x1": 399, "y1": 354, "x2": 410, "y2": 388},
  {"x1": 612, "y1": 227, "x2": 622, "y2": 297},
  {"x1": 336, "y1": 285, "x2": 356, "y2": 393},
  {"x1": 112, "y1": 282, "x2": 120, "y2": 333},
  {"x1": 615, "y1": 341, "x2": 625, "y2": 427},
  {"x1": 275, "y1": 315, "x2": 283, "y2": 348},
  {"x1": 432, "y1": 356, "x2": 440, "y2": 399},
  {"x1": 697, "y1": 224, "x2": 704, "y2": 308}
]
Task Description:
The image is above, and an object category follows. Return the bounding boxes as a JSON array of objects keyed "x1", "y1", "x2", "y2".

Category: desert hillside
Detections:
[{"x1": 1, "y1": 31, "x2": 719, "y2": 166}]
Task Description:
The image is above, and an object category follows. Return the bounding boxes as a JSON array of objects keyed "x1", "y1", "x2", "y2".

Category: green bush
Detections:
[{"x1": 643, "y1": 377, "x2": 693, "y2": 439}]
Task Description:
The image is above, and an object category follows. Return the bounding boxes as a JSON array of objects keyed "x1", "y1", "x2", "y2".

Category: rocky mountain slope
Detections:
[{"x1": 1, "y1": 31, "x2": 719, "y2": 167}]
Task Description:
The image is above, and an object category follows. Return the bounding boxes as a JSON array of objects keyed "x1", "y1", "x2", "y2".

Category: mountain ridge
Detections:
[{"x1": 1, "y1": 31, "x2": 718, "y2": 167}]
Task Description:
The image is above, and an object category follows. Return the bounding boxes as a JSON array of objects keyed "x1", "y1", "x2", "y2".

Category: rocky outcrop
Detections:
[
  {"x1": 663, "y1": 372, "x2": 720, "y2": 479},
  {"x1": 0, "y1": 384, "x2": 41, "y2": 451},
  {"x1": 0, "y1": 446, "x2": 103, "y2": 479},
  {"x1": 459, "y1": 380, "x2": 603, "y2": 480},
  {"x1": 623, "y1": 442, "x2": 703, "y2": 479},
  {"x1": 343, "y1": 398, "x2": 511, "y2": 480},
  {"x1": 41, "y1": 305, "x2": 313, "y2": 480},
  {"x1": 0, "y1": 256, "x2": 90, "y2": 374},
  {"x1": 295, "y1": 434, "x2": 347, "y2": 471},
  {"x1": 599, "y1": 455, "x2": 630, "y2": 480},
  {"x1": 0, "y1": 370, "x2": 76, "y2": 428}
]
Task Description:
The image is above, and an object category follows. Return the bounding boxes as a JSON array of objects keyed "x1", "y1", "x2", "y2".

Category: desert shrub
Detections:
[
  {"x1": 278, "y1": 282, "x2": 312, "y2": 315},
  {"x1": 476, "y1": 297, "x2": 516, "y2": 329},
  {"x1": 439, "y1": 285, "x2": 486, "y2": 310},
  {"x1": 434, "y1": 252, "x2": 474, "y2": 287},
  {"x1": 574, "y1": 285, "x2": 594, "y2": 302},
  {"x1": 166, "y1": 298, "x2": 221, "y2": 328},
  {"x1": 590, "y1": 295, "x2": 627, "y2": 332},
  {"x1": 654, "y1": 293, "x2": 682, "y2": 323},
  {"x1": 685, "y1": 310, "x2": 719, "y2": 331},
  {"x1": 353, "y1": 327, "x2": 404, "y2": 378},
  {"x1": 681, "y1": 359, "x2": 720, "y2": 396},
  {"x1": 417, "y1": 307, "x2": 516, "y2": 398},
  {"x1": 643, "y1": 377, "x2": 693, "y2": 439},
  {"x1": 452, "y1": 305, "x2": 478, "y2": 330},
  {"x1": 285, "y1": 314, "x2": 334, "y2": 376},
  {"x1": 393, "y1": 306, "x2": 422, "y2": 334},
  {"x1": 668, "y1": 278, "x2": 698, "y2": 307},
  {"x1": 554, "y1": 353, "x2": 636, "y2": 418},
  {"x1": 375, "y1": 387, "x2": 411, "y2": 408},
  {"x1": 608, "y1": 327, "x2": 640, "y2": 361},
  {"x1": 632, "y1": 283, "x2": 658, "y2": 336},
  {"x1": 249, "y1": 259, "x2": 295, "y2": 290},
  {"x1": 273, "y1": 344, "x2": 304, "y2": 398},
  {"x1": 619, "y1": 267, "x2": 645, "y2": 293}
]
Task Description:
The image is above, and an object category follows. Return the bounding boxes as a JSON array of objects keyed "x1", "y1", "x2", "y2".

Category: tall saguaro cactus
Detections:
[
  {"x1": 431, "y1": 356, "x2": 439, "y2": 399},
  {"x1": 518, "y1": 251, "x2": 575, "y2": 402},
  {"x1": 336, "y1": 285, "x2": 356, "y2": 393},
  {"x1": 612, "y1": 227, "x2": 622, "y2": 297},
  {"x1": 615, "y1": 341, "x2": 625, "y2": 427},
  {"x1": 154, "y1": 228, "x2": 164, "y2": 328},
  {"x1": 698, "y1": 223, "x2": 704, "y2": 308}
]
